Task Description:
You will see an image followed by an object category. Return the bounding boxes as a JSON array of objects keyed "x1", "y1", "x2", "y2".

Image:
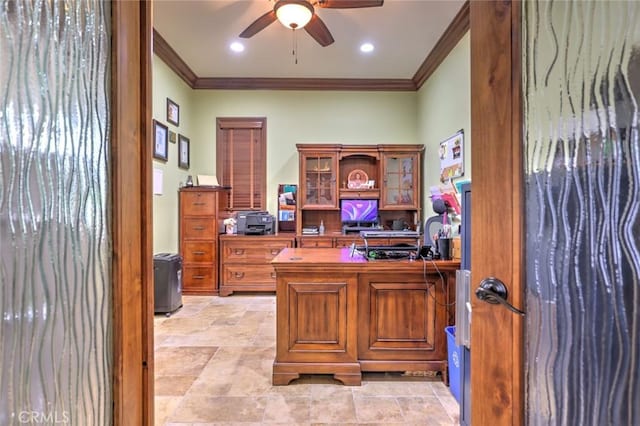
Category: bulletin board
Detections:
[{"x1": 439, "y1": 129, "x2": 464, "y2": 182}]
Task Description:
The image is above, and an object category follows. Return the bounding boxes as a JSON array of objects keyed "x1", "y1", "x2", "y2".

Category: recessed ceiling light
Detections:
[
  {"x1": 360, "y1": 43, "x2": 374, "y2": 53},
  {"x1": 230, "y1": 42, "x2": 245, "y2": 53}
]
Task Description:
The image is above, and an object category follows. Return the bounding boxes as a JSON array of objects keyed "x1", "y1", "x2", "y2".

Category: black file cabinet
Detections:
[{"x1": 153, "y1": 253, "x2": 183, "y2": 316}]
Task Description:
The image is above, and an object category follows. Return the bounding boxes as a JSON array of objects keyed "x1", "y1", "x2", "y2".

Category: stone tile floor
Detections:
[{"x1": 154, "y1": 294, "x2": 459, "y2": 425}]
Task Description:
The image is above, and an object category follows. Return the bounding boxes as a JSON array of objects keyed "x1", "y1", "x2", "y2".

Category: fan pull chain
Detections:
[{"x1": 291, "y1": 29, "x2": 298, "y2": 64}]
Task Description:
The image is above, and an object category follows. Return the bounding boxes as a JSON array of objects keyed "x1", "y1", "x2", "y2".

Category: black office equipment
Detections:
[
  {"x1": 153, "y1": 253, "x2": 183, "y2": 316},
  {"x1": 236, "y1": 211, "x2": 275, "y2": 235}
]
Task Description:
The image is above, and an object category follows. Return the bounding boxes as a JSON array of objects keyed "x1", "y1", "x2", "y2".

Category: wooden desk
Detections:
[{"x1": 271, "y1": 247, "x2": 459, "y2": 386}]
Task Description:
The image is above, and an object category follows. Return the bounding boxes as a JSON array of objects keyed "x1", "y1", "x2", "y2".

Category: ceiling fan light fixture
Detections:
[{"x1": 275, "y1": 1, "x2": 314, "y2": 30}]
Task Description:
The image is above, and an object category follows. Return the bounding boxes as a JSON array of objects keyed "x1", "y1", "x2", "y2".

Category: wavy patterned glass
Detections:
[
  {"x1": 0, "y1": 1, "x2": 111, "y2": 425},
  {"x1": 523, "y1": 1, "x2": 639, "y2": 424}
]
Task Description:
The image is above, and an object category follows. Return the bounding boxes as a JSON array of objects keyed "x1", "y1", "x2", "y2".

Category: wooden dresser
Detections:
[
  {"x1": 179, "y1": 187, "x2": 230, "y2": 295},
  {"x1": 219, "y1": 234, "x2": 296, "y2": 296}
]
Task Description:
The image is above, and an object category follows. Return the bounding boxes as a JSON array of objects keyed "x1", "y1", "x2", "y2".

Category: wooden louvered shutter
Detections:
[{"x1": 216, "y1": 118, "x2": 266, "y2": 211}]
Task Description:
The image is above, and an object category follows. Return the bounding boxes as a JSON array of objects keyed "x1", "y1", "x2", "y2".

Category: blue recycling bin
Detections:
[{"x1": 445, "y1": 325, "x2": 461, "y2": 403}]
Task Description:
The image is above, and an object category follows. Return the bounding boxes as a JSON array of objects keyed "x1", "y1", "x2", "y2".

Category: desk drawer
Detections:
[
  {"x1": 222, "y1": 242, "x2": 291, "y2": 262},
  {"x1": 182, "y1": 218, "x2": 215, "y2": 239},
  {"x1": 181, "y1": 192, "x2": 216, "y2": 215},
  {"x1": 221, "y1": 264, "x2": 277, "y2": 285},
  {"x1": 298, "y1": 237, "x2": 334, "y2": 248},
  {"x1": 183, "y1": 266, "x2": 215, "y2": 291},
  {"x1": 182, "y1": 242, "x2": 216, "y2": 263}
]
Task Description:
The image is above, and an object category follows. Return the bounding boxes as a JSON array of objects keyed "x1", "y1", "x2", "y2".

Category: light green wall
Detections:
[
  {"x1": 152, "y1": 57, "x2": 194, "y2": 253},
  {"x1": 152, "y1": 33, "x2": 471, "y2": 253},
  {"x1": 190, "y1": 90, "x2": 418, "y2": 216},
  {"x1": 417, "y1": 32, "x2": 471, "y2": 215}
]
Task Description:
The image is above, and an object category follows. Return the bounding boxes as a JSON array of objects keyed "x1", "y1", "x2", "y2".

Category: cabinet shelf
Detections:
[{"x1": 339, "y1": 188, "x2": 380, "y2": 199}]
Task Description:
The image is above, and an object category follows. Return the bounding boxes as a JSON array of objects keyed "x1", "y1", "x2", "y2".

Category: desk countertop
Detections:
[{"x1": 271, "y1": 247, "x2": 459, "y2": 273}]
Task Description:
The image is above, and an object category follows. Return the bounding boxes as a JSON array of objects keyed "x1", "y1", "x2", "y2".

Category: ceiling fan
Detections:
[{"x1": 239, "y1": 0, "x2": 384, "y2": 47}]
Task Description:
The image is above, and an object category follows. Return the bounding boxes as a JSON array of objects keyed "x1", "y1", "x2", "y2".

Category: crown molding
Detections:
[
  {"x1": 153, "y1": 1, "x2": 469, "y2": 92},
  {"x1": 194, "y1": 77, "x2": 415, "y2": 91},
  {"x1": 412, "y1": 1, "x2": 470, "y2": 89},
  {"x1": 153, "y1": 29, "x2": 197, "y2": 88}
]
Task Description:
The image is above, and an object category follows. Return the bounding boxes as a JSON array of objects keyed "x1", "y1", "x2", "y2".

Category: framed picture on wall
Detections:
[
  {"x1": 153, "y1": 120, "x2": 168, "y2": 161},
  {"x1": 167, "y1": 98, "x2": 179, "y2": 126},
  {"x1": 439, "y1": 129, "x2": 464, "y2": 182},
  {"x1": 178, "y1": 134, "x2": 190, "y2": 170}
]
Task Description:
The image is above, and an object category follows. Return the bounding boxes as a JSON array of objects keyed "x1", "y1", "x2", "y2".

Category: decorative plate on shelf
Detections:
[{"x1": 347, "y1": 169, "x2": 368, "y2": 189}]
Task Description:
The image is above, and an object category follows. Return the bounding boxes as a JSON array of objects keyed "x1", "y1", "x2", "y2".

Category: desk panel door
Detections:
[
  {"x1": 357, "y1": 273, "x2": 448, "y2": 362},
  {"x1": 276, "y1": 274, "x2": 358, "y2": 364}
]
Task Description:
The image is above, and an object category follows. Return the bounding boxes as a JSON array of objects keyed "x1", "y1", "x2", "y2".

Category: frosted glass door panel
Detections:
[
  {"x1": 0, "y1": 1, "x2": 112, "y2": 424},
  {"x1": 523, "y1": 2, "x2": 639, "y2": 424}
]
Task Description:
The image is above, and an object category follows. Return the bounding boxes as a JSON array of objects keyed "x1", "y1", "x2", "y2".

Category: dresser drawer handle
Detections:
[
  {"x1": 193, "y1": 226, "x2": 205, "y2": 231},
  {"x1": 234, "y1": 272, "x2": 245, "y2": 278},
  {"x1": 193, "y1": 251, "x2": 206, "y2": 255},
  {"x1": 270, "y1": 249, "x2": 280, "y2": 255},
  {"x1": 270, "y1": 272, "x2": 277, "y2": 279},
  {"x1": 193, "y1": 275, "x2": 205, "y2": 280},
  {"x1": 234, "y1": 249, "x2": 245, "y2": 255},
  {"x1": 193, "y1": 202, "x2": 206, "y2": 206}
]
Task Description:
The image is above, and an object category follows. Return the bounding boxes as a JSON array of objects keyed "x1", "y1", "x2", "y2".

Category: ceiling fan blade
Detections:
[
  {"x1": 304, "y1": 15, "x2": 334, "y2": 47},
  {"x1": 318, "y1": 0, "x2": 383, "y2": 8},
  {"x1": 239, "y1": 10, "x2": 277, "y2": 38}
]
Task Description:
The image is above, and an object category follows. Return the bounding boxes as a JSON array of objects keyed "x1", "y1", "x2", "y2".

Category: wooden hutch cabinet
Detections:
[
  {"x1": 296, "y1": 144, "x2": 424, "y2": 246},
  {"x1": 179, "y1": 187, "x2": 230, "y2": 294}
]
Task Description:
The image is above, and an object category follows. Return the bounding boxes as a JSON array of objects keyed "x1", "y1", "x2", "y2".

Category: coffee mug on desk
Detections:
[{"x1": 438, "y1": 238, "x2": 452, "y2": 260}]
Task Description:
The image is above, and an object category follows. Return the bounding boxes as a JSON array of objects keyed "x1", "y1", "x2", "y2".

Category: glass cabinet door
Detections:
[
  {"x1": 301, "y1": 153, "x2": 337, "y2": 208},
  {"x1": 382, "y1": 154, "x2": 419, "y2": 209}
]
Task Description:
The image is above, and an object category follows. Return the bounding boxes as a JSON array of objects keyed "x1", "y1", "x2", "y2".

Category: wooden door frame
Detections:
[
  {"x1": 470, "y1": 1, "x2": 524, "y2": 424},
  {"x1": 112, "y1": 1, "x2": 154, "y2": 425}
]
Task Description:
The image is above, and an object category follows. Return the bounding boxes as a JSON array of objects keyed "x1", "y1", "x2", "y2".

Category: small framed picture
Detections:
[
  {"x1": 153, "y1": 120, "x2": 168, "y2": 161},
  {"x1": 166, "y1": 98, "x2": 179, "y2": 126},
  {"x1": 169, "y1": 130, "x2": 177, "y2": 143},
  {"x1": 178, "y1": 134, "x2": 190, "y2": 170}
]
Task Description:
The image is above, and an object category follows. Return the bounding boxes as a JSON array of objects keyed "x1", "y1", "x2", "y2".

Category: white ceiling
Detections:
[{"x1": 153, "y1": 0, "x2": 465, "y2": 80}]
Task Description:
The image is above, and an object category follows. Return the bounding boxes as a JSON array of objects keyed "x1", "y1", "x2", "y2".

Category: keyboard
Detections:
[{"x1": 360, "y1": 230, "x2": 420, "y2": 238}]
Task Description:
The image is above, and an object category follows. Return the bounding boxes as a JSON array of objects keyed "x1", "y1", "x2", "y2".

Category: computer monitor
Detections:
[{"x1": 341, "y1": 199, "x2": 378, "y2": 225}]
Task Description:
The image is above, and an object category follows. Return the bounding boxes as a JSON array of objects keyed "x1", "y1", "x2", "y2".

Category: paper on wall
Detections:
[{"x1": 153, "y1": 168, "x2": 163, "y2": 195}]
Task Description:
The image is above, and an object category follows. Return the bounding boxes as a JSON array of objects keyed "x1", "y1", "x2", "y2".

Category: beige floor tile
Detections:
[
  {"x1": 154, "y1": 295, "x2": 459, "y2": 426},
  {"x1": 155, "y1": 346, "x2": 218, "y2": 376},
  {"x1": 262, "y1": 395, "x2": 311, "y2": 423},
  {"x1": 353, "y1": 396, "x2": 404, "y2": 423},
  {"x1": 352, "y1": 379, "x2": 435, "y2": 397},
  {"x1": 155, "y1": 317, "x2": 215, "y2": 335},
  {"x1": 397, "y1": 395, "x2": 458, "y2": 425},
  {"x1": 155, "y1": 396, "x2": 182, "y2": 426},
  {"x1": 170, "y1": 395, "x2": 268, "y2": 423},
  {"x1": 155, "y1": 375, "x2": 199, "y2": 396},
  {"x1": 309, "y1": 392, "x2": 357, "y2": 423}
]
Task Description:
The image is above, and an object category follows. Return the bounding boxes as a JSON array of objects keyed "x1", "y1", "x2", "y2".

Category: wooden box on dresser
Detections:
[
  {"x1": 219, "y1": 234, "x2": 296, "y2": 296},
  {"x1": 179, "y1": 187, "x2": 230, "y2": 295}
]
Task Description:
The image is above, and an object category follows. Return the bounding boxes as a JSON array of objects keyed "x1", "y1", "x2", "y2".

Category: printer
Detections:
[{"x1": 236, "y1": 211, "x2": 275, "y2": 235}]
